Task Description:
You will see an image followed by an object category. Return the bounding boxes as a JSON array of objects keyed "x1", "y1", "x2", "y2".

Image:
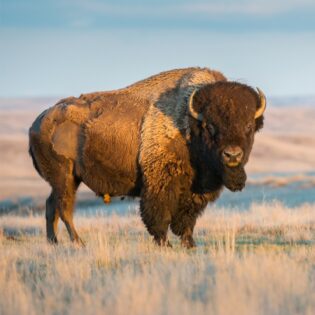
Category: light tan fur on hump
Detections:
[{"x1": 139, "y1": 68, "x2": 227, "y2": 175}]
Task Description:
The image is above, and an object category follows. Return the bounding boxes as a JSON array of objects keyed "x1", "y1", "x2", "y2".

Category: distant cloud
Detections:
[
  {"x1": 181, "y1": 0, "x2": 315, "y2": 16},
  {"x1": 2, "y1": 0, "x2": 315, "y2": 31},
  {"x1": 67, "y1": 0, "x2": 315, "y2": 17},
  {"x1": 62, "y1": 0, "x2": 182, "y2": 18}
]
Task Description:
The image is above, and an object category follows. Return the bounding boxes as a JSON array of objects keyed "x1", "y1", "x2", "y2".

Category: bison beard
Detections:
[{"x1": 222, "y1": 166, "x2": 247, "y2": 192}]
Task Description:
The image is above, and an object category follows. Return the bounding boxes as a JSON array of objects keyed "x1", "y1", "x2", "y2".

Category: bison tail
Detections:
[
  {"x1": 28, "y1": 138, "x2": 44, "y2": 179},
  {"x1": 28, "y1": 109, "x2": 50, "y2": 180}
]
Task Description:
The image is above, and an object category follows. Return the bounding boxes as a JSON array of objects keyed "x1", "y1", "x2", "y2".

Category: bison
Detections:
[{"x1": 29, "y1": 67, "x2": 266, "y2": 248}]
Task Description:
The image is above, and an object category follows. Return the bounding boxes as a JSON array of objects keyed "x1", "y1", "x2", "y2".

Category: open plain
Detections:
[{"x1": 0, "y1": 98, "x2": 315, "y2": 315}]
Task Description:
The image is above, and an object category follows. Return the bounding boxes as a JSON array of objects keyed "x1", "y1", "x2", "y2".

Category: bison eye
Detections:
[
  {"x1": 246, "y1": 123, "x2": 253, "y2": 133},
  {"x1": 202, "y1": 121, "x2": 216, "y2": 137},
  {"x1": 207, "y1": 124, "x2": 216, "y2": 137}
]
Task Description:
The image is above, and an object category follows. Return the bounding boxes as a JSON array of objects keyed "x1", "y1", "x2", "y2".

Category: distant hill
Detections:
[
  {"x1": 1, "y1": 96, "x2": 315, "y2": 200},
  {"x1": 0, "y1": 97, "x2": 60, "y2": 110},
  {"x1": 1, "y1": 95, "x2": 315, "y2": 110},
  {"x1": 269, "y1": 96, "x2": 315, "y2": 107}
]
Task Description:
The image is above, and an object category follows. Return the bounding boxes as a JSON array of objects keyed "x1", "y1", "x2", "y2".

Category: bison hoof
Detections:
[
  {"x1": 181, "y1": 236, "x2": 196, "y2": 249},
  {"x1": 72, "y1": 237, "x2": 86, "y2": 248},
  {"x1": 77, "y1": 238, "x2": 86, "y2": 247},
  {"x1": 47, "y1": 236, "x2": 58, "y2": 245},
  {"x1": 154, "y1": 237, "x2": 172, "y2": 248}
]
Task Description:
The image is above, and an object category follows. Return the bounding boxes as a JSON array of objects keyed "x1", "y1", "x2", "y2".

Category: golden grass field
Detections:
[
  {"x1": 1, "y1": 99, "x2": 315, "y2": 314},
  {"x1": 1, "y1": 202, "x2": 314, "y2": 315}
]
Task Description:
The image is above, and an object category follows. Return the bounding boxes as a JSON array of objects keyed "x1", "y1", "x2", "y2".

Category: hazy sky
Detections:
[{"x1": 1, "y1": 0, "x2": 315, "y2": 97}]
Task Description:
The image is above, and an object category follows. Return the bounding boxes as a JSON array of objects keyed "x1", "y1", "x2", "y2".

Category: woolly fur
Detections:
[{"x1": 28, "y1": 67, "x2": 264, "y2": 246}]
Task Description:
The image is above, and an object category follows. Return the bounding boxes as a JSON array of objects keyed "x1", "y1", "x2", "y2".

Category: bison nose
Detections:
[{"x1": 222, "y1": 146, "x2": 243, "y2": 167}]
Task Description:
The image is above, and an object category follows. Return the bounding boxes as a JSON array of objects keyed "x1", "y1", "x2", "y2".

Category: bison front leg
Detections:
[
  {"x1": 140, "y1": 191, "x2": 174, "y2": 247},
  {"x1": 170, "y1": 211, "x2": 197, "y2": 249},
  {"x1": 139, "y1": 149, "x2": 184, "y2": 246},
  {"x1": 140, "y1": 175, "x2": 182, "y2": 247},
  {"x1": 170, "y1": 197, "x2": 208, "y2": 249}
]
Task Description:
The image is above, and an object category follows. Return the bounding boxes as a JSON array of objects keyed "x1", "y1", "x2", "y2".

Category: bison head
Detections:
[{"x1": 188, "y1": 82, "x2": 266, "y2": 192}]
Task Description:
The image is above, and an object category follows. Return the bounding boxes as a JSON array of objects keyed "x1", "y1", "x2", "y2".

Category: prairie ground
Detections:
[
  {"x1": 1, "y1": 202, "x2": 314, "y2": 315},
  {"x1": 1, "y1": 99, "x2": 315, "y2": 314}
]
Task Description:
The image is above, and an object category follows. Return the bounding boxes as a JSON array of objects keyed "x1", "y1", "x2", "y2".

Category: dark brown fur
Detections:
[{"x1": 28, "y1": 67, "x2": 265, "y2": 247}]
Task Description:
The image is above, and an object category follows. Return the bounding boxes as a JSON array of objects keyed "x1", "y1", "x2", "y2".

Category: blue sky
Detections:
[{"x1": 1, "y1": 0, "x2": 315, "y2": 97}]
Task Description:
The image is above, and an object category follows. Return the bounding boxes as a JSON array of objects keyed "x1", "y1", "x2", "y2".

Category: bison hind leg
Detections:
[
  {"x1": 46, "y1": 192, "x2": 59, "y2": 243},
  {"x1": 46, "y1": 161, "x2": 83, "y2": 245}
]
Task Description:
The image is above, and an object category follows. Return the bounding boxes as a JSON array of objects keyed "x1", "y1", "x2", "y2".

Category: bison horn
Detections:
[
  {"x1": 255, "y1": 87, "x2": 266, "y2": 119},
  {"x1": 188, "y1": 89, "x2": 203, "y2": 121}
]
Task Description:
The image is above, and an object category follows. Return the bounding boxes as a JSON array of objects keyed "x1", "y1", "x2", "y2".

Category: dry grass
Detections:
[{"x1": 0, "y1": 202, "x2": 314, "y2": 315}]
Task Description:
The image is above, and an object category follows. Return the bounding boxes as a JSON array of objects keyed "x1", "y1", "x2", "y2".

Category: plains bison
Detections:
[{"x1": 29, "y1": 67, "x2": 266, "y2": 247}]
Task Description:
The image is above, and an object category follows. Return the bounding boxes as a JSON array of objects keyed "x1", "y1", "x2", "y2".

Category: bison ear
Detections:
[
  {"x1": 188, "y1": 89, "x2": 203, "y2": 121},
  {"x1": 255, "y1": 87, "x2": 266, "y2": 132}
]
